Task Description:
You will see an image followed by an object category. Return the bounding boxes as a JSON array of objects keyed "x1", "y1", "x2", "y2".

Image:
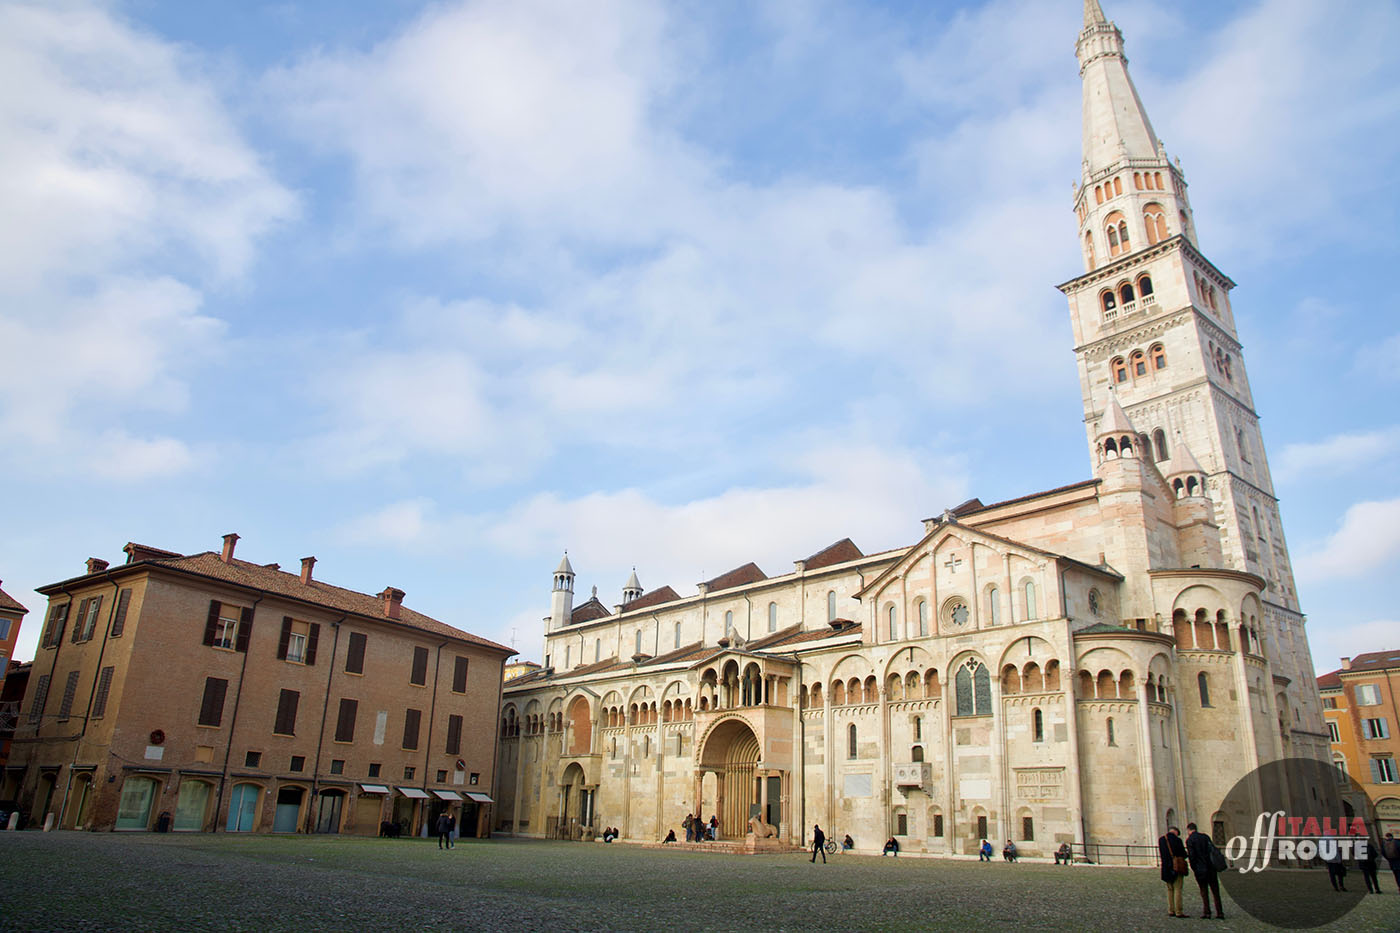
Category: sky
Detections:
[{"x1": 1, "y1": 0, "x2": 1397, "y2": 676}]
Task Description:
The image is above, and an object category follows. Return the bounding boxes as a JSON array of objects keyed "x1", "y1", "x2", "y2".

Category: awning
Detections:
[
  {"x1": 359, "y1": 783, "x2": 390, "y2": 795},
  {"x1": 464, "y1": 792, "x2": 494, "y2": 804},
  {"x1": 396, "y1": 787, "x2": 430, "y2": 799},
  {"x1": 431, "y1": 790, "x2": 463, "y2": 801}
]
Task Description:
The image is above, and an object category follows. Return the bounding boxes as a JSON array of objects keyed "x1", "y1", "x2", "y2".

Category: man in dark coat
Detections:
[
  {"x1": 1185, "y1": 822, "x2": 1223, "y2": 917},
  {"x1": 1158, "y1": 826, "x2": 1188, "y2": 918},
  {"x1": 811, "y1": 824, "x2": 826, "y2": 863}
]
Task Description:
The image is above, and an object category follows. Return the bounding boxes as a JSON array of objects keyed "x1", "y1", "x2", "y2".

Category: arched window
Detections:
[
  {"x1": 887, "y1": 604, "x2": 898, "y2": 641},
  {"x1": 768, "y1": 602, "x2": 778, "y2": 633},
  {"x1": 1107, "y1": 717, "x2": 1116, "y2": 746},
  {"x1": 1105, "y1": 211, "x2": 1129, "y2": 256},
  {"x1": 848, "y1": 724, "x2": 858, "y2": 759},
  {"x1": 1094, "y1": 185, "x2": 1104, "y2": 204},
  {"x1": 1113, "y1": 177, "x2": 1122, "y2": 196},
  {"x1": 913, "y1": 717, "x2": 922, "y2": 741},
  {"x1": 594, "y1": 640, "x2": 601, "y2": 662},
  {"x1": 1023, "y1": 581, "x2": 1037, "y2": 620},
  {"x1": 634, "y1": 630, "x2": 642, "y2": 655},
  {"x1": 1144, "y1": 203, "x2": 1168, "y2": 244},
  {"x1": 1130, "y1": 350, "x2": 1146, "y2": 376},
  {"x1": 1101, "y1": 290, "x2": 1117, "y2": 315},
  {"x1": 1111, "y1": 357, "x2": 1128, "y2": 383},
  {"x1": 986, "y1": 585, "x2": 1001, "y2": 626},
  {"x1": 1153, "y1": 429, "x2": 1169, "y2": 461},
  {"x1": 1138, "y1": 274, "x2": 1153, "y2": 297},
  {"x1": 1154, "y1": 171, "x2": 1164, "y2": 189},
  {"x1": 912, "y1": 745, "x2": 924, "y2": 762},
  {"x1": 1151, "y1": 343, "x2": 1166, "y2": 370},
  {"x1": 827, "y1": 590, "x2": 837, "y2": 622},
  {"x1": 1119, "y1": 282, "x2": 1135, "y2": 305},
  {"x1": 564, "y1": 645, "x2": 571, "y2": 668},
  {"x1": 674, "y1": 621, "x2": 682, "y2": 650},
  {"x1": 1197, "y1": 672, "x2": 1212, "y2": 707},
  {"x1": 918, "y1": 600, "x2": 929, "y2": 637},
  {"x1": 955, "y1": 660, "x2": 991, "y2": 716},
  {"x1": 1133, "y1": 172, "x2": 1143, "y2": 190},
  {"x1": 1032, "y1": 708, "x2": 1044, "y2": 742},
  {"x1": 643, "y1": 735, "x2": 650, "y2": 758},
  {"x1": 1084, "y1": 232, "x2": 1096, "y2": 269},
  {"x1": 724, "y1": 610, "x2": 733, "y2": 636}
]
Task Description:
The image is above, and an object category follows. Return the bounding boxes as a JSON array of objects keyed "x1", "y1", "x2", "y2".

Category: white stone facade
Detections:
[{"x1": 493, "y1": 3, "x2": 1329, "y2": 856}]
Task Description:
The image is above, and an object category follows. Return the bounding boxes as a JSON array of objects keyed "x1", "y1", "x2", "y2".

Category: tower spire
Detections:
[
  {"x1": 1076, "y1": 1, "x2": 1158, "y2": 173},
  {"x1": 1084, "y1": 0, "x2": 1107, "y2": 26}
]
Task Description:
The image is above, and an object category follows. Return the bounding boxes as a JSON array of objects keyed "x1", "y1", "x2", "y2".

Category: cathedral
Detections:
[{"x1": 494, "y1": 2, "x2": 1328, "y2": 856}]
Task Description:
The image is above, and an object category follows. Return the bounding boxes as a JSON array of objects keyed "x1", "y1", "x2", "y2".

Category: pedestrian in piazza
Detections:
[
  {"x1": 1184, "y1": 822, "x2": 1223, "y2": 918},
  {"x1": 1158, "y1": 826, "x2": 1189, "y2": 918},
  {"x1": 811, "y1": 824, "x2": 826, "y2": 864}
]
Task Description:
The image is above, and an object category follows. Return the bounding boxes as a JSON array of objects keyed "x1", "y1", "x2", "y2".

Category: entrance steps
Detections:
[{"x1": 626, "y1": 838, "x2": 803, "y2": 855}]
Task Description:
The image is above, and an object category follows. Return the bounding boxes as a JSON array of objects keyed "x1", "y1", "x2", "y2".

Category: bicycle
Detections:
[{"x1": 823, "y1": 834, "x2": 853, "y2": 855}]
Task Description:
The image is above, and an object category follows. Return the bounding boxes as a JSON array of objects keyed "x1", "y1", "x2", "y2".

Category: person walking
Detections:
[
  {"x1": 1158, "y1": 825, "x2": 1189, "y2": 918},
  {"x1": 710, "y1": 814, "x2": 720, "y2": 842},
  {"x1": 1323, "y1": 835, "x2": 1348, "y2": 892},
  {"x1": 1185, "y1": 822, "x2": 1223, "y2": 918},
  {"x1": 811, "y1": 824, "x2": 827, "y2": 864},
  {"x1": 1358, "y1": 834, "x2": 1381, "y2": 894},
  {"x1": 1383, "y1": 832, "x2": 1400, "y2": 892},
  {"x1": 436, "y1": 811, "x2": 453, "y2": 850}
]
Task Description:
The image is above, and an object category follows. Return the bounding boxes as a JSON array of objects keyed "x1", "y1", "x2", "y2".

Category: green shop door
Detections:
[
  {"x1": 226, "y1": 783, "x2": 260, "y2": 832},
  {"x1": 115, "y1": 777, "x2": 158, "y2": 830}
]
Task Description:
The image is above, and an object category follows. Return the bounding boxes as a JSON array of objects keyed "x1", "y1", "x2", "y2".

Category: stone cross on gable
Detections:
[{"x1": 944, "y1": 555, "x2": 962, "y2": 572}]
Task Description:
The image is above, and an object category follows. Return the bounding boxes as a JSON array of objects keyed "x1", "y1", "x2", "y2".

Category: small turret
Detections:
[
  {"x1": 1095, "y1": 390, "x2": 1139, "y2": 462},
  {"x1": 1161, "y1": 440, "x2": 1207, "y2": 499},
  {"x1": 549, "y1": 552, "x2": 575, "y2": 633},
  {"x1": 622, "y1": 568, "x2": 642, "y2": 605}
]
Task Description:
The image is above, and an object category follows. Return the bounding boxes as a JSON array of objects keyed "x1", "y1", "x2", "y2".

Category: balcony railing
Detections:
[{"x1": 892, "y1": 762, "x2": 932, "y2": 789}]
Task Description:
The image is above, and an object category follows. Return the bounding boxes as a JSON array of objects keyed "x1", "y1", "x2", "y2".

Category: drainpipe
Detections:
[
  {"x1": 742, "y1": 595, "x2": 752, "y2": 642},
  {"x1": 420, "y1": 640, "x2": 449, "y2": 835},
  {"x1": 486, "y1": 653, "x2": 506, "y2": 839},
  {"x1": 214, "y1": 591, "x2": 264, "y2": 832},
  {"x1": 55, "y1": 572, "x2": 123, "y2": 829},
  {"x1": 794, "y1": 652, "x2": 805, "y2": 847},
  {"x1": 306, "y1": 616, "x2": 345, "y2": 833}
]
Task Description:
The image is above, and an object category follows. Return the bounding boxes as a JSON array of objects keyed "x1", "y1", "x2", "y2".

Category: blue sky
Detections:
[{"x1": 2, "y1": 0, "x2": 1397, "y2": 674}]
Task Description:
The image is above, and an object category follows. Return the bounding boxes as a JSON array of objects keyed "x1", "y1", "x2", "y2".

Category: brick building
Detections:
[
  {"x1": 0, "y1": 581, "x2": 26, "y2": 688},
  {"x1": 1318, "y1": 650, "x2": 1400, "y2": 837},
  {"x1": 4, "y1": 534, "x2": 512, "y2": 835}
]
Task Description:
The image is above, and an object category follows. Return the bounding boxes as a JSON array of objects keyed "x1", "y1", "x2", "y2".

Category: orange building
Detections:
[
  {"x1": 5, "y1": 535, "x2": 513, "y2": 836},
  {"x1": 1318, "y1": 650, "x2": 1400, "y2": 836}
]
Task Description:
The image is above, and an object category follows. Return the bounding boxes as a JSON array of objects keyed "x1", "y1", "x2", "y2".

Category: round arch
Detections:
[{"x1": 698, "y1": 716, "x2": 763, "y2": 839}]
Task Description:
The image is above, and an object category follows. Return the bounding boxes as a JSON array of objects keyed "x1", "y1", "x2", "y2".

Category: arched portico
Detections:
[
  {"x1": 698, "y1": 717, "x2": 771, "y2": 838},
  {"x1": 558, "y1": 761, "x2": 595, "y2": 840}
]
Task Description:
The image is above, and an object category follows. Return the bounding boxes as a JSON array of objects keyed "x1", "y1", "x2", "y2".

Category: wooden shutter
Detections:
[
  {"x1": 277, "y1": 617, "x2": 292, "y2": 659},
  {"x1": 71, "y1": 599, "x2": 90, "y2": 643},
  {"x1": 345, "y1": 632, "x2": 366, "y2": 674},
  {"x1": 28, "y1": 674, "x2": 51, "y2": 723},
  {"x1": 403, "y1": 708, "x2": 421, "y2": 750},
  {"x1": 83, "y1": 595, "x2": 103, "y2": 640},
  {"x1": 92, "y1": 666, "x2": 115, "y2": 718},
  {"x1": 335, "y1": 698, "x2": 358, "y2": 743},
  {"x1": 203, "y1": 601, "x2": 221, "y2": 646},
  {"x1": 110, "y1": 589, "x2": 131, "y2": 637},
  {"x1": 305, "y1": 623, "x2": 320, "y2": 666},
  {"x1": 452, "y1": 656, "x2": 469, "y2": 693},
  {"x1": 51, "y1": 602, "x2": 70, "y2": 646},
  {"x1": 198, "y1": 677, "x2": 228, "y2": 727},
  {"x1": 1372, "y1": 758, "x2": 1384, "y2": 784},
  {"x1": 275, "y1": 689, "x2": 300, "y2": 735},
  {"x1": 410, "y1": 646, "x2": 428, "y2": 686},
  {"x1": 236, "y1": 608, "x2": 253, "y2": 653},
  {"x1": 58, "y1": 671, "x2": 80, "y2": 719},
  {"x1": 446, "y1": 714, "x2": 462, "y2": 755}
]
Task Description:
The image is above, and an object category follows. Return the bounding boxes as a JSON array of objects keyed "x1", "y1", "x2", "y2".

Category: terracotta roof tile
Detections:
[
  {"x1": 569, "y1": 597, "x2": 612, "y2": 625},
  {"x1": 643, "y1": 641, "x2": 716, "y2": 666},
  {"x1": 758, "y1": 622, "x2": 862, "y2": 649},
  {"x1": 704, "y1": 562, "x2": 767, "y2": 592},
  {"x1": 0, "y1": 584, "x2": 27, "y2": 614},
  {"x1": 566, "y1": 656, "x2": 623, "y2": 677},
  {"x1": 148, "y1": 552, "x2": 511, "y2": 653},
  {"x1": 624, "y1": 586, "x2": 681, "y2": 612},
  {"x1": 1334, "y1": 650, "x2": 1400, "y2": 675},
  {"x1": 1316, "y1": 670, "x2": 1342, "y2": 689},
  {"x1": 802, "y1": 538, "x2": 863, "y2": 571}
]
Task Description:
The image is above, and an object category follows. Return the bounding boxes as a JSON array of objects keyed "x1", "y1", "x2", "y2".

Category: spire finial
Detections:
[{"x1": 1084, "y1": 0, "x2": 1107, "y2": 26}]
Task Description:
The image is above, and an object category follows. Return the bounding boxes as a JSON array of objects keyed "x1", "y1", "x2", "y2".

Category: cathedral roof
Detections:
[
  {"x1": 624, "y1": 585, "x2": 681, "y2": 612},
  {"x1": 703, "y1": 562, "x2": 768, "y2": 592},
  {"x1": 569, "y1": 596, "x2": 611, "y2": 625},
  {"x1": 802, "y1": 538, "x2": 864, "y2": 570}
]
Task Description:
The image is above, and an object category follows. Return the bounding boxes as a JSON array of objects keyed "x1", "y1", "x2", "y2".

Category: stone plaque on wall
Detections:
[{"x1": 843, "y1": 772, "x2": 873, "y2": 798}]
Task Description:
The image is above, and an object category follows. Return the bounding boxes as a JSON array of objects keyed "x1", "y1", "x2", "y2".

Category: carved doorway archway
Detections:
[{"x1": 700, "y1": 718, "x2": 760, "y2": 838}]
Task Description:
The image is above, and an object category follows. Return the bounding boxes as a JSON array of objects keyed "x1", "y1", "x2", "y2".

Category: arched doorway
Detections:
[
  {"x1": 559, "y1": 762, "x2": 593, "y2": 839},
  {"x1": 115, "y1": 776, "x2": 158, "y2": 830},
  {"x1": 173, "y1": 779, "x2": 213, "y2": 831},
  {"x1": 700, "y1": 718, "x2": 762, "y2": 838}
]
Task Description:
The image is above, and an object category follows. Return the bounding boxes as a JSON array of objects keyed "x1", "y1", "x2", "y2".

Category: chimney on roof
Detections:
[
  {"x1": 300, "y1": 556, "x2": 316, "y2": 585},
  {"x1": 1340, "y1": 657, "x2": 1351, "y2": 670},
  {"x1": 221, "y1": 533, "x2": 240, "y2": 563},
  {"x1": 379, "y1": 587, "x2": 405, "y2": 620},
  {"x1": 86, "y1": 558, "x2": 109, "y2": 575}
]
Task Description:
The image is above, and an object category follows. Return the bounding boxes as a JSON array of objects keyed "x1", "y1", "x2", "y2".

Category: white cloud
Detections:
[
  {"x1": 1274, "y1": 426, "x2": 1400, "y2": 485},
  {"x1": 337, "y1": 498, "x2": 441, "y2": 547},
  {"x1": 0, "y1": 1, "x2": 295, "y2": 480},
  {"x1": 1297, "y1": 498, "x2": 1400, "y2": 584},
  {"x1": 1307, "y1": 618, "x2": 1400, "y2": 678}
]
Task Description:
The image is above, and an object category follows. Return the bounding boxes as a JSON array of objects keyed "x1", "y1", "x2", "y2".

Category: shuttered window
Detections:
[
  {"x1": 335, "y1": 698, "x2": 358, "y2": 743},
  {"x1": 410, "y1": 647, "x2": 428, "y2": 686},
  {"x1": 28, "y1": 674, "x2": 51, "y2": 723},
  {"x1": 43, "y1": 603, "x2": 70, "y2": 648},
  {"x1": 274, "y1": 689, "x2": 300, "y2": 736},
  {"x1": 277, "y1": 618, "x2": 320, "y2": 665},
  {"x1": 110, "y1": 589, "x2": 132, "y2": 637},
  {"x1": 345, "y1": 632, "x2": 367, "y2": 675},
  {"x1": 206, "y1": 601, "x2": 250, "y2": 651},
  {"x1": 70, "y1": 598, "x2": 91, "y2": 643},
  {"x1": 198, "y1": 677, "x2": 228, "y2": 727},
  {"x1": 452, "y1": 656, "x2": 468, "y2": 693},
  {"x1": 403, "y1": 708, "x2": 421, "y2": 750},
  {"x1": 446, "y1": 714, "x2": 463, "y2": 755},
  {"x1": 57, "y1": 670, "x2": 81, "y2": 720},
  {"x1": 92, "y1": 666, "x2": 115, "y2": 718},
  {"x1": 79, "y1": 596, "x2": 103, "y2": 641}
]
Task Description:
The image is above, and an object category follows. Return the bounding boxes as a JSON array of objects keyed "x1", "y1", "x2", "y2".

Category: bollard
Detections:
[{"x1": 42, "y1": 812, "x2": 54, "y2": 832}]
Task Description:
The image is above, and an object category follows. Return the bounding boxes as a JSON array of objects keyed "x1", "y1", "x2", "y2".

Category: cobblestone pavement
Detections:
[{"x1": 0, "y1": 833, "x2": 1395, "y2": 932}]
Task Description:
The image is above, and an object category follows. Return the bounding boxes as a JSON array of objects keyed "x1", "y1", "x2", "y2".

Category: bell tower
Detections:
[{"x1": 1059, "y1": 2, "x2": 1314, "y2": 715}]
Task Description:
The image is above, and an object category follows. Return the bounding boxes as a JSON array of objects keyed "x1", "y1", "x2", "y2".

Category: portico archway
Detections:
[{"x1": 699, "y1": 718, "x2": 762, "y2": 838}]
